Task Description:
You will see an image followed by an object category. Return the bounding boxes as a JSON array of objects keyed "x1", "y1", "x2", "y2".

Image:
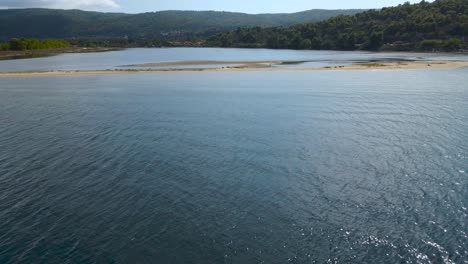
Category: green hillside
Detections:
[
  {"x1": 209, "y1": 0, "x2": 468, "y2": 51},
  {"x1": 0, "y1": 8, "x2": 364, "y2": 40}
]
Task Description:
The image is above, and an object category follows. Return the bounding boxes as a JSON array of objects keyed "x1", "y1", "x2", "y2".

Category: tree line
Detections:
[
  {"x1": 0, "y1": 37, "x2": 196, "y2": 51},
  {"x1": 207, "y1": 0, "x2": 468, "y2": 52},
  {"x1": 0, "y1": 38, "x2": 70, "y2": 51}
]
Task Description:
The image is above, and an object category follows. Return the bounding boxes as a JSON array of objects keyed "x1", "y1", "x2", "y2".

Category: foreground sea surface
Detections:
[{"x1": 0, "y1": 49, "x2": 467, "y2": 263}]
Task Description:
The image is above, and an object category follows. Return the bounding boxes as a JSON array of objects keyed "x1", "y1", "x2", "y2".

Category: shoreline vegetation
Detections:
[
  {"x1": 0, "y1": 46, "x2": 122, "y2": 60},
  {"x1": 1, "y1": 60, "x2": 467, "y2": 77},
  {"x1": 0, "y1": 37, "x2": 127, "y2": 59}
]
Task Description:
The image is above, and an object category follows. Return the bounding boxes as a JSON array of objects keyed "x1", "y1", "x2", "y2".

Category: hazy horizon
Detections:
[{"x1": 0, "y1": 0, "x2": 434, "y2": 14}]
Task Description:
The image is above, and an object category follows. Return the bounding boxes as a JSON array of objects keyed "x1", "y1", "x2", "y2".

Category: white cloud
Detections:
[{"x1": 0, "y1": 0, "x2": 119, "y2": 11}]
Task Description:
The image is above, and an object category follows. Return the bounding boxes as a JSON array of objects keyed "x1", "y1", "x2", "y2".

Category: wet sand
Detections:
[
  {"x1": 118, "y1": 60, "x2": 307, "y2": 68},
  {"x1": 1, "y1": 60, "x2": 467, "y2": 77}
]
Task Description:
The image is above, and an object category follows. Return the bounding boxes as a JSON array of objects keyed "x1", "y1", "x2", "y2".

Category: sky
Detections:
[{"x1": 0, "y1": 0, "x2": 431, "y2": 13}]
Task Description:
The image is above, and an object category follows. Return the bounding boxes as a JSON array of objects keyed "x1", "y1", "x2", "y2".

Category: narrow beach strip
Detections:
[{"x1": 1, "y1": 60, "x2": 467, "y2": 77}]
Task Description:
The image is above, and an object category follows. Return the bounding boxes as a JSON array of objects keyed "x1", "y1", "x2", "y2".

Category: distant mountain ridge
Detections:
[{"x1": 0, "y1": 8, "x2": 365, "y2": 40}]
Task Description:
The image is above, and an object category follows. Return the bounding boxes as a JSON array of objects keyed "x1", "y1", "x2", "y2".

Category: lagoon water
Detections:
[
  {"x1": 1, "y1": 47, "x2": 468, "y2": 72},
  {"x1": 0, "y1": 49, "x2": 467, "y2": 263}
]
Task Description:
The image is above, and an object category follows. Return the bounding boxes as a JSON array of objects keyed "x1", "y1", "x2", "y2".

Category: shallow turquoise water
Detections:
[{"x1": 0, "y1": 68, "x2": 467, "y2": 263}]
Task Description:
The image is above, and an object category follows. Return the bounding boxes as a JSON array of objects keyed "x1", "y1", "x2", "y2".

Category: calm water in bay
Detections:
[
  {"x1": 0, "y1": 47, "x2": 468, "y2": 72},
  {"x1": 0, "y1": 49, "x2": 468, "y2": 263}
]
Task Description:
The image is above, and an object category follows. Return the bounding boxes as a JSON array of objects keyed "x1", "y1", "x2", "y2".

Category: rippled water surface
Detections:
[{"x1": 0, "y1": 68, "x2": 467, "y2": 263}]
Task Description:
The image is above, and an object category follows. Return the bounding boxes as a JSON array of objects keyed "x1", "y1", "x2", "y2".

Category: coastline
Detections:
[
  {"x1": 1, "y1": 60, "x2": 467, "y2": 77},
  {"x1": 0, "y1": 47, "x2": 122, "y2": 60}
]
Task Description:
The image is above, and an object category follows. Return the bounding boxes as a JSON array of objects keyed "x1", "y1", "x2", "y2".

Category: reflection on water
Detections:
[{"x1": 0, "y1": 53, "x2": 54, "y2": 61}]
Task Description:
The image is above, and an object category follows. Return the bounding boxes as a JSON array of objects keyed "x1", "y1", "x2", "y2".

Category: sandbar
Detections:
[{"x1": 1, "y1": 60, "x2": 467, "y2": 77}]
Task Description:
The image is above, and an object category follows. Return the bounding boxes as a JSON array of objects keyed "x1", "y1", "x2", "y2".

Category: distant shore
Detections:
[
  {"x1": 1, "y1": 60, "x2": 467, "y2": 77},
  {"x1": 0, "y1": 47, "x2": 122, "y2": 60}
]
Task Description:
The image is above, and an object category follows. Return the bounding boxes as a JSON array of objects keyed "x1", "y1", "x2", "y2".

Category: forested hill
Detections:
[
  {"x1": 209, "y1": 0, "x2": 468, "y2": 52},
  {"x1": 0, "y1": 8, "x2": 364, "y2": 40}
]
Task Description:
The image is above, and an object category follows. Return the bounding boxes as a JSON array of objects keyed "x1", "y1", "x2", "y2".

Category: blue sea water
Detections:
[{"x1": 0, "y1": 50, "x2": 467, "y2": 263}]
